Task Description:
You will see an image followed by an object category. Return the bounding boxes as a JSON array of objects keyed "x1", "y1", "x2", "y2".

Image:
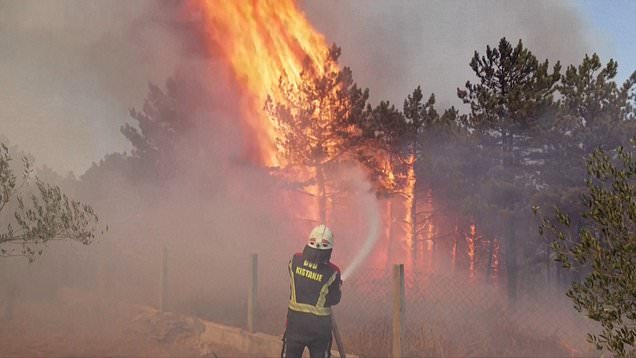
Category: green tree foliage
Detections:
[
  {"x1": 538, "y1": 54, "x2": 623, "y2": 198},
  {"x1": 534, "y1": 55, "x2": 636, "y2": 288},
  {"x1": 556, "y1": 54, "x2": 636, "y2": 156},
  {"x1": 0, "y1": 144, "x2": 104, "y2": 262},
  {"x1": 458, "y1": 38, "x2": 561, "y2": 138},
  {"x1": 538, "y1": 142, "x2": 636, "y2": 356},
  {"x1": 457, "y1": 37, "x2": 561, "y2": 301}
]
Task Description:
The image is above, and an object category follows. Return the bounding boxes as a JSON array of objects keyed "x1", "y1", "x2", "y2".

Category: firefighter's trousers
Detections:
[{"x1": 281, "y1": 333, "x2": 332, "y2": 358}]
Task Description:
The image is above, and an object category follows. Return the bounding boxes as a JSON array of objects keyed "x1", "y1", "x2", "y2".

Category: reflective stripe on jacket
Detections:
[{"x1": 287, "y1": 253, "x2": 341, "y2": 316}]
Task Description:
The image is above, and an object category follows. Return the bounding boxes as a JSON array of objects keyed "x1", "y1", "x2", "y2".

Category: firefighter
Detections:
[{"x1": 282, "y1": 224, "x2": 342, "y2": 358}]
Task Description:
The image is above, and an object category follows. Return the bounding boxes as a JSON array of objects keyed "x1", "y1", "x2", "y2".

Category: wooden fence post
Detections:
[
  {"x1": 332, "y1": 311, "x2": 347, "y2": 358},
  {"x1": 159, "y1": 247, "x2": 167, "y2": 312},
  {"x1": 392, "y1": 264, "x2": 405, "y2": 358},
  {"x1": 247, "y1": 253, "x2": 258, "y2": 332}
]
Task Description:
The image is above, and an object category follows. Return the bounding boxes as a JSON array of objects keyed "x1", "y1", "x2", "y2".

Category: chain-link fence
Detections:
[
  {"x1": 335, "y1": 267, "x2": 598, "y2": 357},
  {"x1": 184, "y1": 253, "x2": 598, "y2": 357},
  {"x1": 8, "y1": 243, "x2": 599, "y2": 357}
]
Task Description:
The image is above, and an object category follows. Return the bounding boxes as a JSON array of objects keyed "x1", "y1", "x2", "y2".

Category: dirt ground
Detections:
[{"x1": 0, "y1": 288, "x2": 242, "y2": 357}]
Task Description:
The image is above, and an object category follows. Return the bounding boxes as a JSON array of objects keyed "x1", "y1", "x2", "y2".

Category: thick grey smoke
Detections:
[
  {"x1": 339, "y1": 167, "x2": 381, "y2": 281},
  {"x1": 301, "y1": 0, "x2": 596, "y2": 107},
  {"x1": 0, "y1": 0, "x2": 188, "y2": 174}
]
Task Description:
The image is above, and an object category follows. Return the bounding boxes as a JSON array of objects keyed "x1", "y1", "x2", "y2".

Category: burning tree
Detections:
[
  {"x1": 265, "y1": 45, "x2": 369, "y2": 224},
  {"x1": 401, "y1": 87, "x2": 440, "y2": 263},
  {"x1": 0, "y1": 143, "x2": 104, "y2": 262},
  {"x1": 358, "y1": 100, "x2": 406, "y2": 195},
  {"x1": 362, "y1": 87, "x2": 443, "y2": 266},
  {"x1": 356, "y1": 100, "x2": 407, "y2": 264},
  {"x1": 357, "y1": 88, "x2": 461, "y2": 268}
]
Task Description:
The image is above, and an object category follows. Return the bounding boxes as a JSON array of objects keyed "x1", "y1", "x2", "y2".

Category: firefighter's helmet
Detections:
[{"x1": 308, "y1": 224, "x2": 334, "y2": 250}]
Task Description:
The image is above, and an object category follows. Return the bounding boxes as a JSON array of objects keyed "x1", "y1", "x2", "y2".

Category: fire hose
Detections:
[{"x1": 332, "y1": 312, "x2": 346, "y2": 358}]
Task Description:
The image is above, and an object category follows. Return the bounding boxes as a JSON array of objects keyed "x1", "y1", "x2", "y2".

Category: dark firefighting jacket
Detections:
[{"x1": 285, "y1": 252, "x2": 342, "y2": 340}]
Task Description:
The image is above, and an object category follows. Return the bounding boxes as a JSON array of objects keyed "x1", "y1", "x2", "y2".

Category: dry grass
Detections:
[
  {"x1": 339, "y1": 314, "x2": 591, "y2": 357},
  {"x1": 0, "y1": 288, "x2": 242, "y2": 357}
]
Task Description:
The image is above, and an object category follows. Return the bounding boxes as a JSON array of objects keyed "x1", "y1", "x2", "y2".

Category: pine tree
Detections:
[
  {"x1": 402, "y1": 87, "x2": 438, "y2": 264},
  {"x1": 457, "y1": 37, "x2": 561, "y2": 302},
  {"x1": 536, "y1": 55, "x2": 636, "y2": 288},
  {"x1": 266, "y1": 45, "x2": 370, "y2": 223},
  {"x1": 354, "y1": 100, "x2": 406, "y2": 266},
  {"x1": 122, "y1": 80, "x2": 183, "y2": 180},
  {"x1": 357, "y1": 100, "x2": 407, "y2": 197}
]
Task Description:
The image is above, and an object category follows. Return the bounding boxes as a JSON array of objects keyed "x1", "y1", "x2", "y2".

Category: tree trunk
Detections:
[
  {"x1": 410, "y1": 191, "x2": 417, "y2": 270},
  {"x1": 410, "y1": 141, "x2": 418, "y2": 270},
  {"x1": 452, "y1": 227, "x2": 458, "y2": 274},
  {"x1": 502, "y1": 127, "x2": 519, "y2": 304},
  {"x1": 386, "y1": 199, "x2": 394, "y2": 270},
  {"x1": 485, "y1": 237, "x2": 495, "y2": 284}
]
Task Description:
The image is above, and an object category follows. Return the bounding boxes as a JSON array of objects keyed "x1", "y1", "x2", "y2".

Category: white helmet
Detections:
[{"x1": 307, "y1": 224, "x2": 334, "y2": 250}]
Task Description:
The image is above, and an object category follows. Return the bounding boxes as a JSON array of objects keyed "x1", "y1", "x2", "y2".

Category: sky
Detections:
[
  {"x1": 578, "y1": 0, "x2": 636, "y2": 83},
  {"x1": 1, "y1": 1, "x2": 635, "y2": 176}
]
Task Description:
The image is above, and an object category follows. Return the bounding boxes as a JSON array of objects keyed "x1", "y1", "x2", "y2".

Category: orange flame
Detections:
[
  {"x1": 404, "y1": 154, "x2": 416, "y2": 253},
  {"x1": 193, "y1": 1, "x2": 410, "y2": 256},
  {"x1": 467, "y1": 224, "x2": 476, "y2": 279},
  {"x1": 194, "y1": 0, "x2": 332, "y2": 167}
]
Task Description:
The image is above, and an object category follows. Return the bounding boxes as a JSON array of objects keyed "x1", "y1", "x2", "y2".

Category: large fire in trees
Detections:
[
  {"x1": 191, "y1": 0, "x2": 424, "y2": 273},
  {"x1": 194, "y1": 0, "x2": 334, "y2": 167}
]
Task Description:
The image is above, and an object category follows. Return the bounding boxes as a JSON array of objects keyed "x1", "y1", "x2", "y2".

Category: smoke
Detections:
[
  {"x1": 339, "y1": 170, "x2": 381, "y2": 281},
  {"x1": 0, "y1": 1, "x2": 607, "y2": 355},
  {"x1": 0, "y1": 0, "x2": 374, "y2": 310},
  {"x1": 1, "y1": 0, "x2": 287, "y2": 338},
  {"x1": 0, "y1": 0, "x2": 191, "y2": 174},
  {"x1": 0, "y1": 0, "x2": 601, "y2": 172},
  {"x1": 301, "y1": 0, "x2": 597, "y2": 107}
]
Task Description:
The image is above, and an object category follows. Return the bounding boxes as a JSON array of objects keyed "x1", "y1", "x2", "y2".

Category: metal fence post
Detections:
[
  {"x1": 159, "y1": 247, "x2": 167, "y2": 312},
  {"x1": 392, "y1": 264, "x2": 405, "y2": 358},
  {"x1": 247, "y1": 253, "x2": 258, "y2": 332}
]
